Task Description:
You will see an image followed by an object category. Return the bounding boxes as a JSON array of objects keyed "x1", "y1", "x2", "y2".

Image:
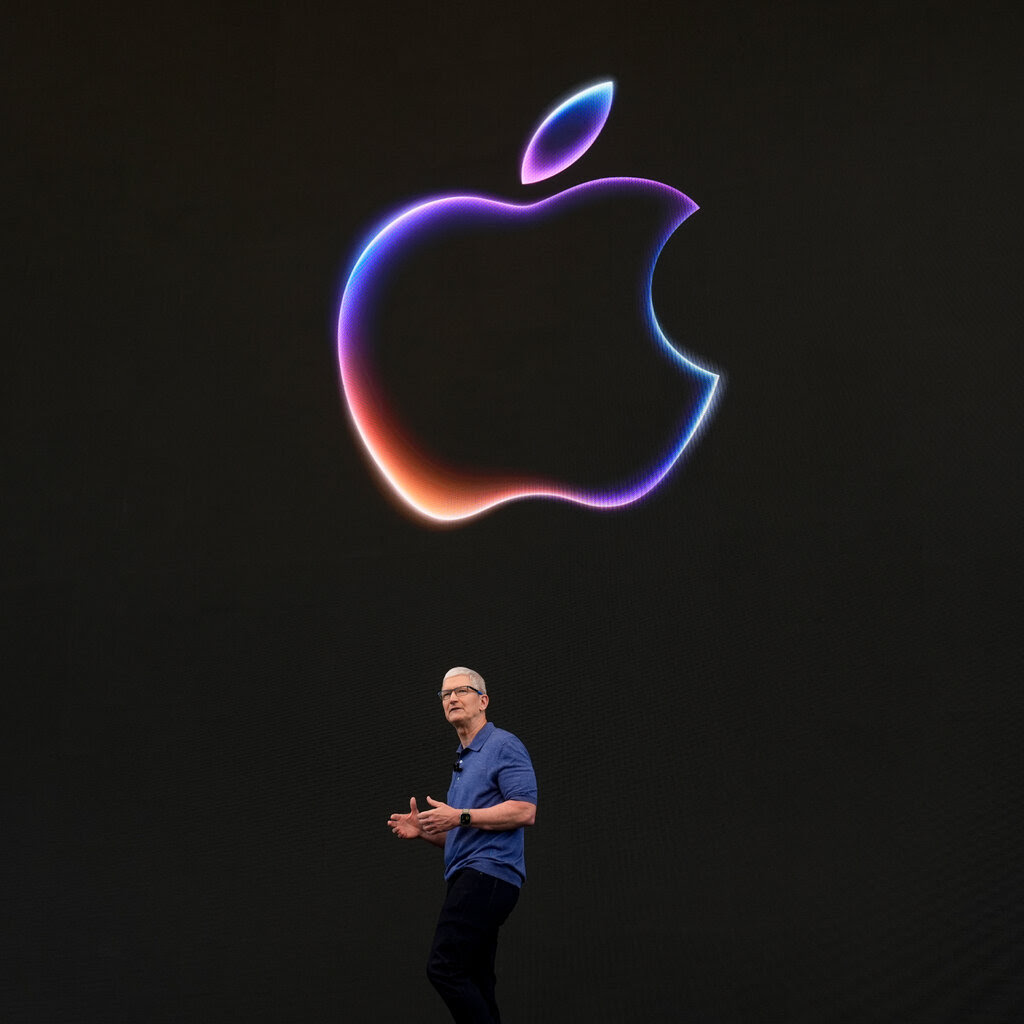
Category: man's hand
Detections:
[
  {"x1": 417, "y1": 796, "x2": 461, "y2": 837},
  {"x1": 388, "y1": 796, "x2": 424, "y2": 839}
]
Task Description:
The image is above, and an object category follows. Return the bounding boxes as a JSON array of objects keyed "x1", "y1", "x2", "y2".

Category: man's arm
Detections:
[
  {"x1": 387, "y1": 796, "x2": 448, "y2": 847},
  {"x1": 417, "y1": 796, "x2": 536, "y2": 836},
  {"x1": 463, "y1": 800, "x2": 536, "y2": 831}
]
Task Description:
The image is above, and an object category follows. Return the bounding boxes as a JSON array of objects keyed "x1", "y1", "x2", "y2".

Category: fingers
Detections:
[
  {"x1": 426, "y1": 795, "x2": 439, "y2": 807},
  {"x1": 387, "y1": 798, "x2": 426, "y2": 839},
  {"x1": 388, "y1": 805, "x2": 417, "y2": 838}
]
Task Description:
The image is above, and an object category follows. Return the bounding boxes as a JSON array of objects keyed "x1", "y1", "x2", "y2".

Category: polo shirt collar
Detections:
[{"x1": 456, "y1": 720, "x2": 495, "y2": 754}]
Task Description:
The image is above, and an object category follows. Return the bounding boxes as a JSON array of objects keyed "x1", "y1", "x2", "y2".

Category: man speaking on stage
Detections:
[{"x1": 387, "y1": 666, "x2": 538, "y2": 1023}]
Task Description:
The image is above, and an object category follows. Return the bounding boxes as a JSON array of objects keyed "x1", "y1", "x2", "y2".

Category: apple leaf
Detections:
[{"x1": 521, "y1": 80, "x2": 615, "y2": 185}]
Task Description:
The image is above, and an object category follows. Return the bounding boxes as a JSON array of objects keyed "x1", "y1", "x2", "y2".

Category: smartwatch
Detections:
[{"x1": 459, "y1": 810, "x2": 472, "y2": 827}]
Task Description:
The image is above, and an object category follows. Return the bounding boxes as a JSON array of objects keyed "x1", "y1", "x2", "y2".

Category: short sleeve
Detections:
[{"x1": 496, "y1": 734, "x2": 538, "y2": 804}]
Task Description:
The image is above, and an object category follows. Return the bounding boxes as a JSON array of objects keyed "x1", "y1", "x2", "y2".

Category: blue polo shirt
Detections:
[{"x1": 444, "y1": 722, "x2": 537, "y2": 888}]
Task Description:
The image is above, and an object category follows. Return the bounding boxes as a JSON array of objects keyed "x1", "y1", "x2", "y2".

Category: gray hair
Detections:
[{"x1": 443, "y1": 666, "x2": 487, "y2": 695}]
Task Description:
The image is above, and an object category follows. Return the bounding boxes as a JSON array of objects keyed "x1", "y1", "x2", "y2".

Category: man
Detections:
[{"x1": 388, "y1": 666, "x2": 537, "y2": 1023}]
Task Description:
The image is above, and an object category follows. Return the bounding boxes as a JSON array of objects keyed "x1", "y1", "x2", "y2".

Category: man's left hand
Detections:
[{"x1": 418, "y1": 797, "x2": 461, "y2": 836}]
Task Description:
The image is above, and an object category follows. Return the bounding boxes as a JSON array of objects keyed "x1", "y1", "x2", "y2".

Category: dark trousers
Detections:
[{"x1": 426, "y1": 868, "x2": 520, "y2": 1023}]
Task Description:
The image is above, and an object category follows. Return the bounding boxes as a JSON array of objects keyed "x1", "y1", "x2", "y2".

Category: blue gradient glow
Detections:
[{"x1": 521, "y1": 81, "x2": 615, "y2": 185}]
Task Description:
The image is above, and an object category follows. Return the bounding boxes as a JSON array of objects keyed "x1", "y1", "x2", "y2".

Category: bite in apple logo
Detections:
[{"x1": 336, "y1": 80, "x2": 721, "y2": 523}]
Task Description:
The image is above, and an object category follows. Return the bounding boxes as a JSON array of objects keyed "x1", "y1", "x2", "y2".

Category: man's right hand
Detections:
[{"x1": 388, "y1": 796, "x2": 423, "y2": 839}]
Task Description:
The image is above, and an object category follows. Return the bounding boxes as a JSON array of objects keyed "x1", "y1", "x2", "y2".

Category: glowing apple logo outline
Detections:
[{"x1": 337, "y1": 80, "x2": 721, "y2": 523}]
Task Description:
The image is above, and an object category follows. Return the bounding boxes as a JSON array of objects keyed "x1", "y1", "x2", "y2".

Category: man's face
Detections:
[{"x1": 440, "y1": 674, "x2": 487, "y2": 726}]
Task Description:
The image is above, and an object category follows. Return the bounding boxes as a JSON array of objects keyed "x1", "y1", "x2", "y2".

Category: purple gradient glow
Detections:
[
  {"x1": 521, "y1": 81, "x2": 615, "y2": 185},
  {"x1": 337, "y1": 178, "x2": 720, "y2": 523}
]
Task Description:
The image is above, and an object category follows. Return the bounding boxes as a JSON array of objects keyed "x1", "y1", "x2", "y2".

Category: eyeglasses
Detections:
[{"x1": 438, "y1": 686, "x2": 483, "y2": 702}]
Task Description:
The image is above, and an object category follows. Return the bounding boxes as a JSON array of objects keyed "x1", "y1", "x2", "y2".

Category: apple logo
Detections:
[{"x1": 336, "y1": 80, "x2": 721, "y2": 523}]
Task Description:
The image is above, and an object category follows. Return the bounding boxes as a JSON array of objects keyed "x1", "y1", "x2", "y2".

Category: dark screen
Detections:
[{"x1": 4, "y1": 3, "x2": 1022, "y2": 1022}]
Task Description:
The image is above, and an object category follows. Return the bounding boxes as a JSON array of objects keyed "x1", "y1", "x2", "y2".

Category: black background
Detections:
[{"x1": 4, "y1": 2, "x2": 1022, "y2": 1022}]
